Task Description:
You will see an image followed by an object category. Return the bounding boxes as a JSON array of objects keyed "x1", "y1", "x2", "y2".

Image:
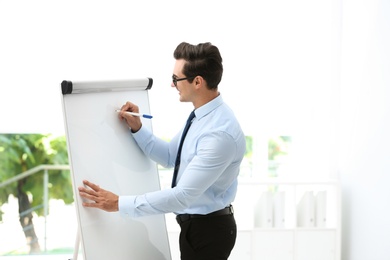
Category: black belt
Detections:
[{"x1": 176, "y1": 205, "x2": 234, "y2": 225}]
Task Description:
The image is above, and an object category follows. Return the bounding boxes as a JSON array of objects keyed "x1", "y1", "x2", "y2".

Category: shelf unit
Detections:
[{"x1": 232, "y1": 179, "x2": 341, "y2": 260}]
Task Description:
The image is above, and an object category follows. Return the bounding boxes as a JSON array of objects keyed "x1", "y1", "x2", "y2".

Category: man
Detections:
[{"x1": 78, "y1": 42, "x2": 246, "y2": 260}]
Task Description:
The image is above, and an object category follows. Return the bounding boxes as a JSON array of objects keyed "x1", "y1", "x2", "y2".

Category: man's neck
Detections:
[{"x1": 193, "y1": 91, "x2": 219, "y2": 109}]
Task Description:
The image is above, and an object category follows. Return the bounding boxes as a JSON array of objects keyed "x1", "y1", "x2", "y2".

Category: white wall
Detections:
[
  {"x1": 0, "y1": 0, "x2": 337, "y2": 141},
  {"x1": 340, "y1": 0, "x2": 390, "y2": 259}
]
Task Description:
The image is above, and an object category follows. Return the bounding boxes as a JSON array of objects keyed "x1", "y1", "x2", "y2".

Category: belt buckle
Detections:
[{"x1": 229, "y1": 205, "x2": 234, "y2": 214}]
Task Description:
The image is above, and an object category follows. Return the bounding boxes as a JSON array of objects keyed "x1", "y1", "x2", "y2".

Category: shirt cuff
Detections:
[
  {"x1": 131, "y1": 126, "x2": 152, "y2": 144},
  {"x1": 118, "y1": 195, "x2": 137, "y2": 218}
]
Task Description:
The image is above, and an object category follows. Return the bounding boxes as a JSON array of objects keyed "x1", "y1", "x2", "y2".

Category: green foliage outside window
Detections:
[
  {"x1": 0, "y1": 134, "x2": 71, "y2": 254},
  {"x1": 268, "y1": 136, "x2": 292, "y2": 177}
]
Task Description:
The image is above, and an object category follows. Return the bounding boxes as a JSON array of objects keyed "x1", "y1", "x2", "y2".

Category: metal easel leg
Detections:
[{"x1": 69, "y1": 227, "x2": 80, "y2": 260}]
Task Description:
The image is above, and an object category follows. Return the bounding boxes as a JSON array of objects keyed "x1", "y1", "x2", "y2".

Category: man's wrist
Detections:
[{"x1": 130, "y1": 124, "x2": 142, "y2": 133}]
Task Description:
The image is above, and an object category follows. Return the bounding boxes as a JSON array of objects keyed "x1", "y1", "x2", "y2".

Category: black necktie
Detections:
[{"x1": 171, "y1": 111, "x2": 196, "y2": 188}]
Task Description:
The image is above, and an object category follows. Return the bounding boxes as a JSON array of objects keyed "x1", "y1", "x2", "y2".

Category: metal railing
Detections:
[{"x1": 0, "y1": 164, "x2": 70, "y2": 254}]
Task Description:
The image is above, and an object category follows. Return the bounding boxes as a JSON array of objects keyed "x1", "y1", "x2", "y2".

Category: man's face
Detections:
[{"x1": 171, "y1": 59, "x2": 194, "y2": 103}]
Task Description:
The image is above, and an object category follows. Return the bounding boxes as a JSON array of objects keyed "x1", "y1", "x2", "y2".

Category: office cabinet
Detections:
[
  {"x1": 295, "y1": 229, "x2": 336, "y2": 260},
  {"x1": 232, "y1": 179, "x2": 341, "y2": 260},
  {"x1": 252, "y1": 230, "x2": 293, "y2": 260}
]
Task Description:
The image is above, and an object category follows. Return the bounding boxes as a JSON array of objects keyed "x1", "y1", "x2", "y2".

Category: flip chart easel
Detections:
[{"x1": 61, "y1": 78, "x2": 171, "y2": 260}]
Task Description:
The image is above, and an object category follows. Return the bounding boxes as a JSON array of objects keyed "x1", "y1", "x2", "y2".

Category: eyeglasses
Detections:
[{"x1": 172, "y1": 75, "x2": 194, "y2": 87}]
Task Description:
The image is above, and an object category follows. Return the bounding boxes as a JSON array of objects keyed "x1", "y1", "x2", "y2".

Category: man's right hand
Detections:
[{"x1": 118, "y1": 101, "x2": 142, "y2": 133}]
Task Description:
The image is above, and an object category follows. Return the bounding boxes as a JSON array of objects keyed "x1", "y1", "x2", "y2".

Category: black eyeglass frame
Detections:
[{"x1": 172, "y1": 75, "x2": 195, "y2": 87}]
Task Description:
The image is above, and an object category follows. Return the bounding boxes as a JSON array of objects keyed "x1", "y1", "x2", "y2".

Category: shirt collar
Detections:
[{"x1": 194, "y1": 94, "x2": 223, "y2": 120}]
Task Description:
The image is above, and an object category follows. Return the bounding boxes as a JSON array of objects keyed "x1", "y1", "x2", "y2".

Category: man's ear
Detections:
[{"x1": 194, "y1": 76, "x2": 204, "y2": 89}]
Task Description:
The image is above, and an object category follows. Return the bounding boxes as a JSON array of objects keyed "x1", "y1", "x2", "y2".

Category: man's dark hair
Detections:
[{"x1": 173, "y1": 42, "x2": 223, "y2": 90}]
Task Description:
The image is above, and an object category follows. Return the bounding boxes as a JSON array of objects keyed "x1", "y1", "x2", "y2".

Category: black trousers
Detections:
[{"x1": 177, "y1": 214, "x2": 237, "y2": 260}]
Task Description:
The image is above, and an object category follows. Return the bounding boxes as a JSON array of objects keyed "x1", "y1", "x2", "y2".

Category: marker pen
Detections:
[{"x1": 115, "y1": 110, "x2": 153, "y2": 119}]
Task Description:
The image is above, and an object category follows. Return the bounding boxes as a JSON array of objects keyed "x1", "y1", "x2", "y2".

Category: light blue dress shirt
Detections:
[{"x1": 119, "y1": 95, "x2": 246, "y2": 217}]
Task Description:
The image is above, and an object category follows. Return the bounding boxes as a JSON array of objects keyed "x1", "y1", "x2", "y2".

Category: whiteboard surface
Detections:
[{"x1": 62, "y1": 81, "x2": 171, "y2": 260}]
